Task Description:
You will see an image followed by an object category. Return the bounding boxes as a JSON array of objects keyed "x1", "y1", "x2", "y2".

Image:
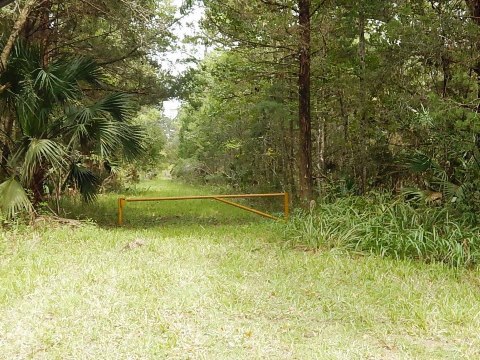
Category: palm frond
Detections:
[
  {"x1": 63, "y1": 93, "x2": 134, "y2": 148},
  {"x1": 11, "y1": 41, "x2": 41, "y2": 70},
  {"x1": 117, "y1": 123, "x2": 145, "y2": 160},
  {"x1": 0, "y1": 177, "x2": 33, "y2": 218},
  {"x1": 93, "y1": 93, "x2": 134, "y2": 122},
  {"x1": 66, "y1": 163, "x2": 100, "y2": 202},
  {"x1": 62, "y1": 57, "x2": 103, "y2": 85},
  {"x1": 95, "y1": 119, "x2": 120, "y2": 158},
  {"x1": 91, "y1": 119, "x2": 144, "y2": 160},
  {"x1": 402, "y1": 187, "x2": 427, "y2": 203},
  {"x1": 19, "y1": 138, "x2": 67, "y2": 183},
  {"x1": 103, "y1": 160, "x2": 121, "y2": 174},
  {"x1": 35, "y1": 57, "x2": 103, "y2": 102},
  {"x1": 14, "y1": 78, "x2": 42, "y2": 135},
  {"x1": 35, "y1": 63, "x2": 77, "y2": 102},
  {"x1": 405, "y1": 152, "x2": 437, "y2": 173}
]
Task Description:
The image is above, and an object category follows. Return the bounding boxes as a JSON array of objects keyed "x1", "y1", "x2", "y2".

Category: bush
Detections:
[
  {"x1": 281, "y1": 195, "x2": 480, "y2": 268},
  {"x1": 171, "y1": 158, "x2": 207, "y2": 183}
]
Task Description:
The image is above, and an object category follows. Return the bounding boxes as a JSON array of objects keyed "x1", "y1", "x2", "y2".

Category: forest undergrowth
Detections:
[{"x1": 282, "y1": 194, "x2": 480, "y2": 268}]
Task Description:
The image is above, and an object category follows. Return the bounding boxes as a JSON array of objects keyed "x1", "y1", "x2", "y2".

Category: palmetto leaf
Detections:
[
  {"x1": 2, "y1": 41, "x2": 144, "y2": 212},
  {"x1": 103, "y1": 160, "x2": 120, "y2": 174},
  {"x1": 94, "y1": 120, "x2": 144, "y2": 159},
  {"x1": 92, "y1": 93, "x2": 133, "y2": 122},
  {"x1": 0, "y1": 178, "x2": 33, "y2": 219},
  {"x1": 16, "y1": 138, "x2": 67, "y2": 183},
  {"x1": 35, "y1": 64, "x2": 76, "y2": 102},
  {"x1": 405, "y1": 152, "x2": 437, "y2": 173},
  {"x1": 64, "y1": 93, "x2": 136, "y2": 150},
  {"x1": 35, "y1": 57, "x2": 103, "y2": 102},
  {"x1": 66, "y1": 163, "x2": 100, "y2": 202},
  {"x1": 62, "y1": 57, "x2": 103, "y2": 85},
  {"x1": 117, "y1": 123, "x2": 145, "y2": 160}
]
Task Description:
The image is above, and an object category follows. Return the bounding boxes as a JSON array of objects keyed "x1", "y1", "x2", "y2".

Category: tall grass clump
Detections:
[{"x1": 282, "y1": 195, "x2": 480, "y2": 268}]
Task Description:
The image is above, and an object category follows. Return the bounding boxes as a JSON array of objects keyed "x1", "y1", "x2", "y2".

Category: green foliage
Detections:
[
  {"x1": 66, "y1": 163, "x2": 100, "y2": 203},
  {"x1": 174, "y1": 0, "x2": 480, "y2": 207},
  {"x1": 176, "y1": 51, "x2": 293, "y2": 192},
  {"x1": 0, "y1": 177, "x2": 33, "y2": 218},
  {"x1": 129, "y1": 106, "x2": 169, "y2": 173},
  {"x1": 171, "y1": 158, "x2": 208, "y2": 183},
  {"x1": 0, "y1": 42, "x2": 144, "y2": 216},
  {"x1": 404, "y1": 150, "x2": 480, "y2": 220},
  {"x1": 282, "y1": 196, "x2": 480, "y2": 268}
]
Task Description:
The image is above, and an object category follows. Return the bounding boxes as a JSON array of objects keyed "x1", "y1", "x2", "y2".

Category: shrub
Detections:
[{"x1": 281, "y1": 196, "x2": 480, "y2": 268}]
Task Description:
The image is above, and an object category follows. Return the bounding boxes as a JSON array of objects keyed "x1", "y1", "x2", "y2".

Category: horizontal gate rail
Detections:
[{"x1": 117, "y1": 192, "x2": 289, "y2": 225}]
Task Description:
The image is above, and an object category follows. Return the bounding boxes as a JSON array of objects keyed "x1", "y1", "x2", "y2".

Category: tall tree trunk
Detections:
[
  {"x1": 298, "y1": 0, "x2": 313, "y2": 203},
  {"x1": 31, "y1": 166, "x2": 46, "y2": 205},
  {"x1": 314, "y1": 95, "x2": 325, "y2": 195},
  {"x1": 358, "y1": 9, "x2": 368, "y2": 193},
  {"x1": 441, "y1": 55, "x2": 451, "y2": 98},
  {"x1": 39, "y1": 0, "x2": 51, "y2": 66},
  {"x1": 465, "y1": 1, "x2": 480, "y2": 147},
  {"x1": 317, "y1": 117, "x2": 325, "y2": 175},
  {"x1": 288, "y1": 116, "x2": 296, "y2": 196}
]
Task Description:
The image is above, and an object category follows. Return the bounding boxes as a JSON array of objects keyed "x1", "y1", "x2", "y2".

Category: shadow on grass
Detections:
[
  {"x1": 114, "y1": 215, "x2": 263, "y2": 230},
  {"x1": 59, "y1": 199, "x2": 269, "y2": 229}
]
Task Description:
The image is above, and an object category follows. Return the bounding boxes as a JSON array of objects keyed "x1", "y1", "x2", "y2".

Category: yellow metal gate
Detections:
[{"x1": 117, "y1": 192, "x2": 289, "y2": 225}]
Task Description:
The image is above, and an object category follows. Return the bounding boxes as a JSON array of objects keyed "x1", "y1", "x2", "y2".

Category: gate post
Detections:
[{"x1": 118, "y1": 197, "x2": 126, "y2": 225}]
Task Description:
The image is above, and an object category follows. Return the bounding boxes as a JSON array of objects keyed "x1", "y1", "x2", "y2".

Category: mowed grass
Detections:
[{"x1": 1, "y1": 179, "x2": 480, "y2": 359}]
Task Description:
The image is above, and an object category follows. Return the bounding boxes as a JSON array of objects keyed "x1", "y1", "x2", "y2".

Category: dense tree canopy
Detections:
[
  {"x1": 174, "y1": 0, "x2": 480, "y2": 214},
  {"x1": 4, "y1": 0, "x2": 480, "y2": 217}
]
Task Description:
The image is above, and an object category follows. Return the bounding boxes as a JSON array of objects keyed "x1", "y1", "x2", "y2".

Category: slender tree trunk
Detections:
[
  {"x1": 39, "y1": 0, "x2": 51, "y2": 66},
  {"x1": 358, "y1": 9, "x2": 368, "y2": 193},
  {"x1": 465, "y1": 1, "x2": 480, "y2": 147},
  {"x1": 298, "y1": 0, "x2": 313, "y2": 203},
  {"x1": 339, "y1": 92, "x2": 349, "y2": 141},
  {"x1": 31, "y1": 166, "x2": 45, "y2": 205},
  {"x1": 280, "y1": 116, "x2": 288, "y2": 188},
  {"x1": 318, "y1": 117, "x2": 325, "y2": 175},
  {"x1": 289, "y1": 116, "x2": 296, "y2": 196},
  {"x1": 315, "y1": 94, "x2": 326, "y2": 179},
  {"x1": 441, "y1": 55, "x2": 451, "y2": 98}
]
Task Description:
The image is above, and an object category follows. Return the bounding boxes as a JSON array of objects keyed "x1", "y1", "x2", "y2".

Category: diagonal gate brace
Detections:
[{"x1": 212, "y1": 197, "x2": 279, "y2": 220}]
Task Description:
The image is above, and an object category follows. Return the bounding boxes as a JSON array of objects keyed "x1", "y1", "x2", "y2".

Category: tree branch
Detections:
[
  {"x1": 259, "y1": 0, "x2": 298, "y2": 13},
  {"x1": 0, "y1": 0, "x2": 45, "y2": 74},
  {"x1": 97, "y1": 47, "x2": 140, "y2": 66}
]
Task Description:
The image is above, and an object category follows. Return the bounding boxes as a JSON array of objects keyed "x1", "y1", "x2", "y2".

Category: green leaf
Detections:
[
  {"x1": 66, "y1": 163, "x2": 100, "y2": 203},
  {"x1": 19, "y1": 138, "x2": 67, "y2": 183},
  {"x1": 0, "y1": 178, "x2": 33, "y2": 219},
  {"x1": 405, "y1": 152, "x2": 437, "y2": 173}
]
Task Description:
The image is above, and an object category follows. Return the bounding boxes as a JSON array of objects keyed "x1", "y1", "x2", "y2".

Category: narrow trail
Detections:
[{"x1": 0, "y1": 179, "x2": 479, "y2": 359}]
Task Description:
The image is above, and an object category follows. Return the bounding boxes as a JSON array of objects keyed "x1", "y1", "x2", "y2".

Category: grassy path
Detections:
[{"x1": 1, "y1": 179, "x2": 480, "y2": 359}]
